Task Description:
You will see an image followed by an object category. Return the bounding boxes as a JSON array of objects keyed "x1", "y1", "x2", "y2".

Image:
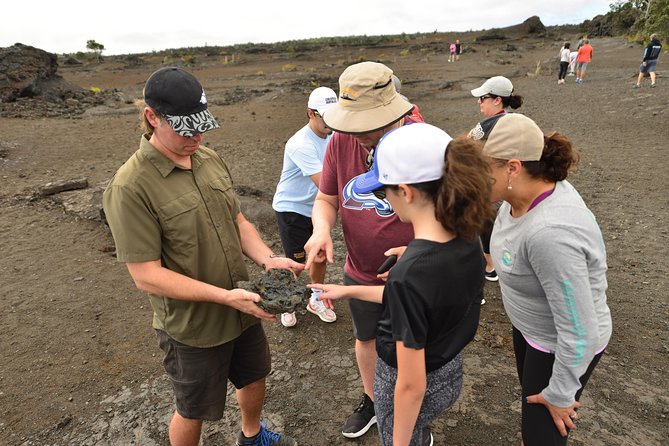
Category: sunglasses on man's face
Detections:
[{"x1": 311, "y1": 109, "x2": 323, "y2": 118}]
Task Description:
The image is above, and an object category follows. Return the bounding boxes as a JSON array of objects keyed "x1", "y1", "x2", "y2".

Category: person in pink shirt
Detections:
[{"x1": 449, "y1": 42, "x2": 457, "y2": 62}]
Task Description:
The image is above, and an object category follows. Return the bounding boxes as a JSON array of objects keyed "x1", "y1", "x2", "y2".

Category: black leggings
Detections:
[
  {"x1": 512, "y1": 326, "x2": 604, "y2": 446},
  {"x1": 558, "y1": 61, "x2": 569, "y2": 80},
  {"x1": 480, "y1": 218, "x2": 494, "y2": 255}
]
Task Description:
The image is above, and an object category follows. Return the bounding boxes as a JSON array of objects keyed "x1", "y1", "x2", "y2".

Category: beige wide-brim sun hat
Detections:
[{"x1": 323, "y1": 62, "x2": 414, "y2": 134}]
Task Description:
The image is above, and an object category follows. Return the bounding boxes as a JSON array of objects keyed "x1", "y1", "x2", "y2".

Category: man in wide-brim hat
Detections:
[{"x1": 304, "y1": 61, "x2": 420, "y2": 439}]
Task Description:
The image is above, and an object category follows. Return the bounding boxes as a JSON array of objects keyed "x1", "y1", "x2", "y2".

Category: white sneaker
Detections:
[
  {"x1": 280, "y1": 312, "x2": 297, "y2": 328},
  {"x1": 307, "y1": 291, "x2": 336, "y2": 323}
]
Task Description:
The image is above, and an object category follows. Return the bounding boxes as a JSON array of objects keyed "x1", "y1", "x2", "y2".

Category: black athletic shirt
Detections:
[{"x1": 376, "y1": 238, "x2": 484, "y2": 372}]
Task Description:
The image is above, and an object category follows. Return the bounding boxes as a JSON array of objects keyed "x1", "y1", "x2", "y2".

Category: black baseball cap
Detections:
[{"x1": 144, "y1": 67, "x2": 220, "y2": 137}]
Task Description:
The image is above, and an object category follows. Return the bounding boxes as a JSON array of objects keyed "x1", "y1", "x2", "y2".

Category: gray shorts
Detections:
[
  {"x1": 640, "y1": 59, "x2": 658, "y2": 73},
  {"x1": 576, "y1": 61, "x2": 589, "y2": 72},
  {"x1": 344, "y1": 273, "x2": 383, "y2": 341},
  {"x1": 374, "y1": 354, "x2": 464, "y2": 445},
  {"x1": 156, "y1": 323, "x2": 271, "y2": 420}
]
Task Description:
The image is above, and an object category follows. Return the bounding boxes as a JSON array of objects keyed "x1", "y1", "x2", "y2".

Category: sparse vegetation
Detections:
[
  {"x1": 85, "y1": 40, "x2": 104, "y2": 62},
  {"x1": 590, "y1": 0, "x2": 668, "y2": 42},
  {"x1": 180, "y1": 54, "x2": 196, "y2": 65}
]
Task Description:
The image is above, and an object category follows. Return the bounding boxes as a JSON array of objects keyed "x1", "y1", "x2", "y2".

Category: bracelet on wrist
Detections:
[{"x1": 262, "y1": 254, "x2": 282, "y2": 270}]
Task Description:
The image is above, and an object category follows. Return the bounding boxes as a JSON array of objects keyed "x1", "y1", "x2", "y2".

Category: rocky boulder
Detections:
[
  {"x1": 477, "y1": 16, "x2": 547, "y2": 41},
  {"x1": 0, "y1": 43, "x2": 61, "y2": 102}
]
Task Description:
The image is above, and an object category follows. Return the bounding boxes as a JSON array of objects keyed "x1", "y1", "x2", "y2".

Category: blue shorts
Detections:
[
  {"x1": 640, "y1": 59, "x2": 657, "y2": 73},
  {"x1": 576, "y1": 61, "x2": 589, "y2": 72}
]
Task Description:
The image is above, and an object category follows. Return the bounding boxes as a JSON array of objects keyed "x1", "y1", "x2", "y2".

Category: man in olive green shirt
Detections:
[{"x1": 103, "y1": 67, "x2": 300, "y2": 446}]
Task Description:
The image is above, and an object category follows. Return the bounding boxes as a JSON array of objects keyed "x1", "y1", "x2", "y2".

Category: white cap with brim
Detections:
[
  {"x1": 307, "y1": 86, "x2": 338, "y2": 115},
  {"x1": 352, "y1": 123, "x2": 453, "y2": 194},
  {"x1": 324, "y1": 62, "x2": 414, "y2": 134},
  {"x1": 470, "y1": 76, "x2": 514, "y2": 98}
]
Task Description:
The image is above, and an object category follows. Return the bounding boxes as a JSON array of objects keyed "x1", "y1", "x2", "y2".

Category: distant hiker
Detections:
[
  {"x1": 272, "y1": 86, "x2": 339, "y2": 327},
  {"x1": 558, "y1": 42, "x2": 571, "y2": 84},
  {"x1": 449, "y1": 42, "x2": 457, "y2": 62},
  {"x1": 575, "y1": 39, "x2": 593, "y2": 84},
  {"x1": 304, "y1": 61, "x2": 417, "y2": 439},
  {"x1": 469, "y1": 75, "x2": 523, "y2": 290},
  {"x1": 392, "y1": 74, "x2": 425, "y2": 122},
  {"x1": 103, "y1": 67, "x2": 301, "y2": 446},
  {"x1": 481, "y1": 113, "x2": 612, "y2": 446},
  {"x1": 568, "y1": 47, "x2": 578, "y2": 76},
  {"x1": 455, "y1": 39, "x2": 462, "y2": 61},
  {"x1": 634, "y1": 33, "x2": 662, "y2": 88},
  {"x1": 310, "y1": 124, "x2": 493, "y2": 446}
]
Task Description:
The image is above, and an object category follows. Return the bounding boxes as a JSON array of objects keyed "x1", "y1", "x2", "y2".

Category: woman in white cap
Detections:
[
  {"x1": 471, "y1": 75, "x2": 523, "y2": 119},
  {"x1": 469, "y1": 76, "x2": 523, "y2": 285},
  {"x1": 481, "y1": 113, "x2": 612, "y2": 446},
  {"x1": 310, "y1": 123, "x2": 494, "y2": 445}
]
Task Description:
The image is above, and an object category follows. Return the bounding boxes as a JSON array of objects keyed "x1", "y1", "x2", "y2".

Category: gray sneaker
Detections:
[{"x1": 342, "y1": 394, "x2": 377, "y2": 438}]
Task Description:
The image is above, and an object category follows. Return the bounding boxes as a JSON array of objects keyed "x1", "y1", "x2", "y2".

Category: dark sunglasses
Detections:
[
  {"x1": 478, "y1": 94, "x2": 497, "y2": 102},
  {"x1": 311, "y1": 109, "x2": 323, "y2": 118},
  {"x1": 372, "y1": 188, "x2": 386, "y2": 200}
]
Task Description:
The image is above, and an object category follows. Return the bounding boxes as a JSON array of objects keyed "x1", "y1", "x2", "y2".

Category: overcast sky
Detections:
[{"x1": 2, "y1": 0, "x2": 613, "y2": 56}]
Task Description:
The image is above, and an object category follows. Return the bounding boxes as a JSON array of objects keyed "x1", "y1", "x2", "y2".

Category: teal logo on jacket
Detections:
[{"x1": 502, "y1": 250, "x2": 512, "y2": 266}]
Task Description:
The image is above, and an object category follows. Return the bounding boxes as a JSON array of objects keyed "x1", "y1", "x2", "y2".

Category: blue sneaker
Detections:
[{"x1": 236, "y1": 422, "x2": 297, "y2": 446}]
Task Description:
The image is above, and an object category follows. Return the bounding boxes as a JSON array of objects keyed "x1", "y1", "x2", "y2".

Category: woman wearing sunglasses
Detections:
[{"x1": 469, "y1": 76, "x2": 524, "y2": 287}]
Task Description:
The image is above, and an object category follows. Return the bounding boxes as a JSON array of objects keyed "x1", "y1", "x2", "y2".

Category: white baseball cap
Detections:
[
  {"x1": 307, "y1": 86, "x2": 338, "y2": 116},
  {"x1": 470, "y1": 76, "x2": 514, "y2": 97},
  {"x1": 351, "y1": 123, "x2": 453, "y2": 193}
]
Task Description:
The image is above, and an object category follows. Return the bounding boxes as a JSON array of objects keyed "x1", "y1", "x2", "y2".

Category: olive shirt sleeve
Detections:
[
  {"x1": 103, "y1": 182, "x2": 162, "y2": 263},
  {"x1": 526, "y1": 226, "x2": 603, "y2": 408}
]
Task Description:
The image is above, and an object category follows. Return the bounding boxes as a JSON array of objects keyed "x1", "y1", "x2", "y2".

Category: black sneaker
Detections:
[
  {"x1": 236, "y1": 422, "x2": 297, "y2": 446},
  {"x1": 342, "y1": 393, "x2": 377, "y2": 438},
  {"x1": 485, "y1": 268, "x2": 499, "y2": 282}
]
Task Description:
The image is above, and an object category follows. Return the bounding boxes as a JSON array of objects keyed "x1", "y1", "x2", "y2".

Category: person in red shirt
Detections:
[
  {"x1": 575, "y1": 39, "x2": 594, "y2": 84},
  {"x1": 304, "y1": 61, "x2": 417, "y2": 439}
]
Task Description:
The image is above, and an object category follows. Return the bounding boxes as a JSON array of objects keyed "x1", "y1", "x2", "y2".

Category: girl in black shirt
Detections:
[{"x1": 310, "y1": 123, "x2": 493, "y2": 445}]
